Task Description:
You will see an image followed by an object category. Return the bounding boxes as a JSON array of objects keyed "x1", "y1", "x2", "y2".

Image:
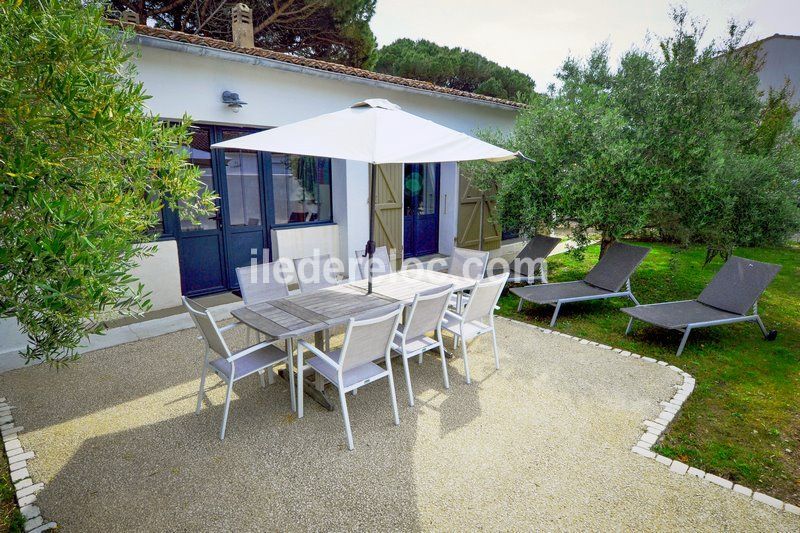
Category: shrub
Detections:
[{"x1": 0, "y1": 0, "x2": 215, "y2": 365}]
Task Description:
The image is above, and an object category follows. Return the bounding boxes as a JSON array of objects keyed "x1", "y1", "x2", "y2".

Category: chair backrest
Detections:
[
  {"x1": 355, "y1": 246, "x2": 393, "y2": 279},
  {"x1": 513, "y1": 235, "x2": 562, "y2": 276},
  {"x1": 183, "y1": 297, "x2": 230, "y2": 358},
  {"x1": 293, "y1": 254, "x2": 342, "y2": 293},
  {"x1": 448, "y1": 247, "x2": 490, "y2": 281},
  {"x1": 463, "y1": 273, "x2": 509, "y2": 323},
  {"x1": 697, "y1": 256, "x2": 781, "y2": 315},
  {"x1": 403, "y1": 284, "x2": 453, "y2": 340},
  {"x1": 582, "y1": 242, "x2": 650, "y2": 292},
  {"x1": 339, "y1": 305, "x2": 403, "y2": 373},
  {"x1": 236, "y1": 261, "x2": 292, "y2": 305}
]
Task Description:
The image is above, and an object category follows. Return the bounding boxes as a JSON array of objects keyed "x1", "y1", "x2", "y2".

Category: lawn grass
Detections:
[
  {"x1": 497, "y1": 241, "x2": 800, "y2": 504},
  {"x1": 0, "y1": 441, "x2": 24, "y2": 533}
]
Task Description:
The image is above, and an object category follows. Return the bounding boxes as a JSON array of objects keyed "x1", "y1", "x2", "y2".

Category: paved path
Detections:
[{"x1": 0, "y1": 319, "x2": 796, "y2": 531}]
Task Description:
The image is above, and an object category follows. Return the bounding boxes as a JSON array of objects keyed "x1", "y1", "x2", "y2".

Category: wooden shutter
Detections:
[
  {"x1": 456, "y1": 173, "x2": 501, "y2": 251},
  {"x1": 371, "y1": 164, "x2": 404, "y2": 266}
]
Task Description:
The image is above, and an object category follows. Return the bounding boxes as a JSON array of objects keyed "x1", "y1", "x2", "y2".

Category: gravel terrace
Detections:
[{"x1": 0, "y1": 318, "x2": 797, "y2": 531}]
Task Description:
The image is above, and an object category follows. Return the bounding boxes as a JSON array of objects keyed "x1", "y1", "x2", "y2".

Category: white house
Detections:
[
  {"x1": 127, "y1": 16, "x2": 520, "y2": 299},
  {"x1": 0, "y1": 11, "x2": 521, "y2": 361},
  {"x1": 746, "y1": 34, "x2": 800, "y2": 123}
]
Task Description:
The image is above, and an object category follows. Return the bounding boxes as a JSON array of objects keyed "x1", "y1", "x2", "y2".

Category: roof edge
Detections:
[
  {"x1": 118, "y1": 22, "x2": 524, "y2": 111},
  {"x1": 737, "y1": 33, "x2": 800, "y2": 51}
]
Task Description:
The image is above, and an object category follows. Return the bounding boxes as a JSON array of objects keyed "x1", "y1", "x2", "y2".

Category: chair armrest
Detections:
[
  {"x1": 444, "y1": 310, "x2": 463, "y2": 322},
  {"x1": 218, "y1": 322, "x2": 243, "y2": 333},
  {"x1": 228, "y1": 340, "x2": 283, "y2": 362},
  {"x1": 194, "y1": 320, "x2": 243, "y2": 341},
  {"x1": 297, "y1": 340, "x2": 340, "y2": 369}
]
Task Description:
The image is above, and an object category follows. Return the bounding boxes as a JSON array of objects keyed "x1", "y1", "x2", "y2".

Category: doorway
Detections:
[
  {"x1": 403, "y1": 163, "x2": 440, "y2": 258},
  {"x1": 166, "y1": 125, "x2": 270, "y2": 297}
]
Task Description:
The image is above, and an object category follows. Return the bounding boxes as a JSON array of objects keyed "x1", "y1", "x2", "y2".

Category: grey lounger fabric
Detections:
[
  {"x1": 510, "y1": 242, "x2": 651, "y2": 326},
  {"x1": 512, "y1": 280, "x2": 611, "y2": 304},
  {"x1": 695, "y1": 256, "x2": 782, "y2": 315},
  {"x1": 510, "y1": 235, "x2": 563, "y2": 278},
  {"x1": 621, "y1": 256, "x2": 781, "y2": 355},
  {"x1": 621, "y1": 300, "x2": 741, "y2": 330},
  {"x1": 582, "y1": 242, "x2": 650, "y2": 292}
]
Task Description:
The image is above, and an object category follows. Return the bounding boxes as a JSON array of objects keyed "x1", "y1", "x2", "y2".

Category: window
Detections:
[
  {"x1": 221, "y1": 128, "x2": 262, "y2": 227},
  {"x1": 271, "y1": 154, "x2": 332, "y2": 225}
]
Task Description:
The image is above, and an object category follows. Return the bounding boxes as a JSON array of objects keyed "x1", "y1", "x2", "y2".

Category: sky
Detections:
[{"x1": 371, "y1": 0, "x2": 799, "y2": 90}]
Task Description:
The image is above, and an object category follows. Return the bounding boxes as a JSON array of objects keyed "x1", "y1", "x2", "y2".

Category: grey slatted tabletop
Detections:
[{"x1": 232, "y1": 270, "x2": 474, "y2": 340}]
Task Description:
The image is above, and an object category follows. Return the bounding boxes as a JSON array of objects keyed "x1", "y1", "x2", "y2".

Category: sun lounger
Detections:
[
  {"x1": 622, "y1": 256, "x2": 780, "y2": 355},
  {"x1": 511, "y1": 242, "x2": 650, "y2": 327}
]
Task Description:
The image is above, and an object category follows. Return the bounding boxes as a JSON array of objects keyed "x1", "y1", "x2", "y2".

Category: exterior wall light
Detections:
[{"x1": 222, "y1": 91, "x2": 247, "y2": 112}]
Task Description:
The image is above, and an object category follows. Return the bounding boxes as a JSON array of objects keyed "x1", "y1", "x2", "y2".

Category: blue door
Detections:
[
  {"x1": 168, "y1": 126, "x2": 269, "y2": 297},
  {"x1": 216, "y1": 127, "x2": 270, "y2": 290},
  {"x1": 403, "y1": 163, "x2": 440, "y2": 258}
]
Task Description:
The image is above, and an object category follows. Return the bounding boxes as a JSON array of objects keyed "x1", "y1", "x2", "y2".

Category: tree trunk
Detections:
[{"x1": 599, "y1": 232, "x2": 615, "y2": 258}]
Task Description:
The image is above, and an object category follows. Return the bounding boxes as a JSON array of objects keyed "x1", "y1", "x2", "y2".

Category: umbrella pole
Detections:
[{"x1": 366, "y1": 163, "x2": 377, "y2": 294}]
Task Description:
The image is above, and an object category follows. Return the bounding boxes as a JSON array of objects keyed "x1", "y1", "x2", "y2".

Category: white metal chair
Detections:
[
  {"x1": 442, "y1": 273, "x2": 509, "y2": 384},
  {"x1": 236, "y1": 260, "x2": 292, "y2": 305},
  {"x1": 448, "y1": 247, "x2": 490, "y2": 280},
  {"x1": 293, "y1": 254, "x2": 344, "y2": 352},
  {"x1": 448, "y1": 247, "x2": 490, "y2": 310},
  {"x1": 297, "y1": 305, "x2": 404, "y2": 450},
  {"x1": 392, "y1": 284, "x2": 453, "y2": 406},
  {"x1": 235, "y1": 260, "x2": 293, "y2": 371},
  {"x1": 355, "y1": 246, "x2": 393, "y2": 279},
  {"x1": 293, "y1": 254, "x2": 343, "y2": 293},
  {"x1": 183, "y1": 297, "x2": 295, "y2": 440}
]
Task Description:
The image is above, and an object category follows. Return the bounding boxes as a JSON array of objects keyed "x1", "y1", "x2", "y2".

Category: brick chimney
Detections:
[
  {"x1": 231, "y1": 3, "x2": 254, "y2": 48},
  {"x1": 120, "y1": 9, "x2": 140, "y2": 24}
]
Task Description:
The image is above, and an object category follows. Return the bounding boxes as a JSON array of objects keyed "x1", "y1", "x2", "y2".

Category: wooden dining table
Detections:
[{"x1": 231, "y1": 269, "x2": 475, "y2": 416}]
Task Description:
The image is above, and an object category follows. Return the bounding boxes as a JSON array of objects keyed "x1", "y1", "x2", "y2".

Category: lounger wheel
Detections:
[{"x1": 766, "y1": 330, "x2": 778, "y2": 341}]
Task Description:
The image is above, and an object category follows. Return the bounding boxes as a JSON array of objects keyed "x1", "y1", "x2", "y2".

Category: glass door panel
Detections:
[
  {"x1": 403, "y1": 163, "x2": 440, "y2": 257},
  {"x1": 180, "y1": 127, "x2": 219, "y2": 231},
  {"x1": 224, "y1": 151, "x2": 262, "y2": 227}
]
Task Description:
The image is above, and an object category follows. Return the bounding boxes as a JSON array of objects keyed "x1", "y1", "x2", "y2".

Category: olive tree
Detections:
[
  {"x1": 488, "y1": 8, "x2": 800, "y2": 259},
  {"x1": 0, "y1": 0, "x2": 215, "y2": 365}
]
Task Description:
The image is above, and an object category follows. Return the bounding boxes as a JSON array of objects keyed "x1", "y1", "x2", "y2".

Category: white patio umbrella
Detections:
[{"x1": 211, "y1": 99, "x2": 520, "y2": 293}]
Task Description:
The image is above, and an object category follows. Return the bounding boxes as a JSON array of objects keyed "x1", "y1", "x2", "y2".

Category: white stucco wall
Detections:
[
  {"x1": 332, "y1": 159, "x2": 370, "y2": 277},
  {"x1": 0, "y1": 318, "x2": 29, "y2": 366},
  {"x1": 0, "y1": 241, "x2": 182, "y2": 368},
  {"x1": 131, "y1": 39, "x2": 518, "y2": 135},
  {"x1": 755, "y1": 36, "x2": 800, "y2": 123}
]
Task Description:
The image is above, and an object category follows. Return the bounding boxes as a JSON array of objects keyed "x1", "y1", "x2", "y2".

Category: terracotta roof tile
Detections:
[{"x1": 120, "y1": 22, "x2": 523, "y2": 109}]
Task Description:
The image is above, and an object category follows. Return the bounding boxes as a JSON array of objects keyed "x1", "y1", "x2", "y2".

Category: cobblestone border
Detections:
[
  {"x1": 0, "y1": 397, "x2": 56, "y2": 532},
  {"x1": 497, "y1": 316, "x2": 800, "y2": 516}
]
